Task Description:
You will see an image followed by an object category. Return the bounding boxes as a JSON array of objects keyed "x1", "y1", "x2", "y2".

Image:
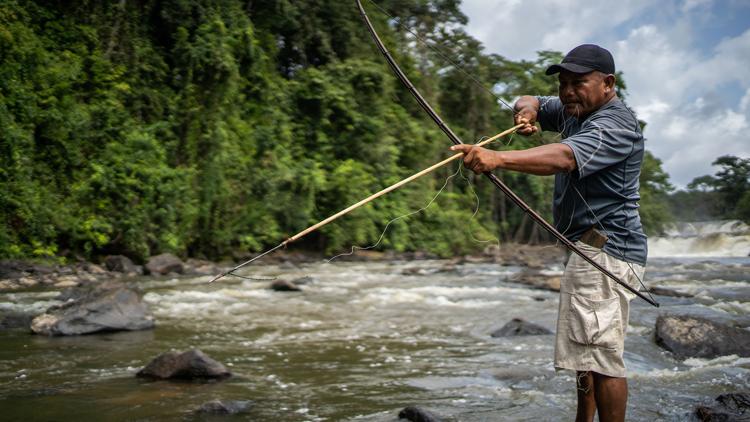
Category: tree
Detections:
[{"x1": 685, "y1": 155, "x2": 750, "y2": 222}]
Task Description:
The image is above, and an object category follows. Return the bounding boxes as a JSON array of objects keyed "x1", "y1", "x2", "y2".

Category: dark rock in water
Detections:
[
  {"x1": 0, "y1": 259, "x2": 55, "y2": 279},
  {"x1": 137, "y1": 349, "x2": 231, "y2": 380},
  {"x1": 398, "y1": 406, "x2": 442, "y2": 422},
  {"x1": 184, "y1": 258, "x2": 218, "y2": 276},
  {"x1": 649, "y1": 286, "x2": 694, "y2": 298},
  {"x1": 511, "y1": 270, "x2": 561, "y2": 292},
  {"x1": 0, "y1": 310, "x2": 36, "y2": 330},
  {"x1": 491, "y1": 318, "x2": 552, "y2": 337},
  {"x1": 271, "y1": 279, "x2": 301, "y2": 292},
  {"x1": 655, "y1": 315, "x2": 750, "y2": 359},
  {"x1": 695, "y1": 392, "x2": 750, "y2": 421},
  {"x1": 31, "y1": 285, "x2": 154, "y2": 336},
  {"x1": 144, "y1": 253, "x2": 184, "y2": 275},
  {"x1": 104, "y1": 255, "x2": 139, "y2": 274},
  {"x1": 198, "y1": 400, "x2": 253, "y2": 414}
]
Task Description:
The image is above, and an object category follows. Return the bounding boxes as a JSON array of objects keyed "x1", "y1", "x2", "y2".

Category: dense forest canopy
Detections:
[{"x1": 0, "y1": 0, "x2": 693, "y2": 262}]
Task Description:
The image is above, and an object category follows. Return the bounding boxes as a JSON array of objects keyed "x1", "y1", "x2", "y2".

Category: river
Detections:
[{"x1": 1, "y1": 221, "x2": 749, "y2": 421}]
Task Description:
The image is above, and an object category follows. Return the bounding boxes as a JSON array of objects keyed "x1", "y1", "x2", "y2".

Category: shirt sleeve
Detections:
[
  {"x1": 535, "y1": 96, "x2": 564, "y2": 132},
  {"x1": 561, "y1": 114, "x2": 642, "y2": 179}
]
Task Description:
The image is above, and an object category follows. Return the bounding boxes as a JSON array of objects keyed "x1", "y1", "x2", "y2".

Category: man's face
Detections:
[{"x1": 557, "y1": 70, "x2": 611, "y2": 119}]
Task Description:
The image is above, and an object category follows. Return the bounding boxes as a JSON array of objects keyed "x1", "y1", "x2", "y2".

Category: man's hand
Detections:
[
  {"x1": 513, "y1": 95, "x2": 540, "y2": 136},
  {"x1": 449, "y1": 144, "x2": 500, "y2": 174},
  {"x1": 514, "y1": 111, "x2": 539, "y2": 136}
]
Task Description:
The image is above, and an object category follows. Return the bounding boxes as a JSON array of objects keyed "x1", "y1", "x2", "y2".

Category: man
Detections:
[{"x1": 450, "y1": 44, "x2": 647, "y2": 422}]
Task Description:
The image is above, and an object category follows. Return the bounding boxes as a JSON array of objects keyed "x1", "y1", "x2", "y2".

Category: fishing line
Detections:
[{"x1": 327, "y1": 133, "x2": 515, "y2": 263}]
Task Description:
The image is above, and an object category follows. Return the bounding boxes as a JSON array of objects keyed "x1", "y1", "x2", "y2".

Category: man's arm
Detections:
[{"x1": 450, "y1": 143, "x2": 576, "y2": 176}]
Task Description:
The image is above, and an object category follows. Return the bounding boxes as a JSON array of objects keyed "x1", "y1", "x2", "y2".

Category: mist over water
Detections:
[{"x1": 0, "y1": 222, "x2": 748, "y2": 420}]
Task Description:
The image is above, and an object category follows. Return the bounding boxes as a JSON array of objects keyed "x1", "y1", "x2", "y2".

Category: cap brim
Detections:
[{"x1": 545, "y1": 62, "x2": 595, "y2": 75}]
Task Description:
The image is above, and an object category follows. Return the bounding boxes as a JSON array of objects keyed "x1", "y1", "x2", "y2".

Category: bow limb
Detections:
[{"x1": 355, "y1": 0, "x2": 658, "y2": 307}]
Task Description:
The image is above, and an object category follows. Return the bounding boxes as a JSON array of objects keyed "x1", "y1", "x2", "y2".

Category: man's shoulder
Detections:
[{"x1": 588, "y1": 98, "x2": 641, "y2": 133}]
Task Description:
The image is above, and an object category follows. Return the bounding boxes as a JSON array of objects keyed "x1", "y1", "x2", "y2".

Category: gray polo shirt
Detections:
[{"x1": 536, "y1": 96, "x2": 647, "y2": 265}]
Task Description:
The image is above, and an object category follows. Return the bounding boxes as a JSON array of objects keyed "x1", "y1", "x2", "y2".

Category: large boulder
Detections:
[
  {"x1": 137, "y1": 349, "x2": 231, "y2": 380},
  {"x1": 491, "y1": 318, "x2": 552, "y2": 337},
  {"x1": 696, "y1": 392, "x2": 750, "y2": 421},
  {"x1": 398, "y1": 406, "x2": 442, "y2": 422},
  {"x1": 31, "y1": 285, "x2": 154, "y2": 335},
  {"x1": 104, "y1": 255, "x2": 139, "y2": 274},
  {"x1": 655, "y1": 315, "x2": 750, "y2": 359},
  {"x1": 144, "y1": 253, "x2": 184, "y2": 275}
]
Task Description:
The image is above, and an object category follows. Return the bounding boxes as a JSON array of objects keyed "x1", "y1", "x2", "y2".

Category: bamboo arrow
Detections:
[{"x1": 208, "y1": 124, "x2": 523, "y2": 283}]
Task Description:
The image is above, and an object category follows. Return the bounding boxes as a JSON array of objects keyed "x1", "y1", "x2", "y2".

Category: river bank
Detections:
[{"x1": 0, "y1": 244, "x2": 566, "y2": 293}]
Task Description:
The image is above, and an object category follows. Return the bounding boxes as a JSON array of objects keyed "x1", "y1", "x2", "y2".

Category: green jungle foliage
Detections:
[{"x1": 0, "y1": 0, "x2": 673, "y2": 261}]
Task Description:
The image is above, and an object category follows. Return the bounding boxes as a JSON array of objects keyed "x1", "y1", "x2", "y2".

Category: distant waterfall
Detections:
[{"x1": 648, "y1": 220, "x2": 750, "y2": 257}]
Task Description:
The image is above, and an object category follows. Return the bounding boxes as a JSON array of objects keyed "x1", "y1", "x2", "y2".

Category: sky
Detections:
[{"x1": 459, "y1": 0, "x2": 750, "y2": 188}]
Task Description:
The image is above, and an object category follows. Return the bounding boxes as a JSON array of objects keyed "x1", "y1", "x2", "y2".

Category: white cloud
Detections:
[
  {"x1": 460, "y1": 0, "x2": 652, "y2": 60},
  {"x1": 460, "y1": 0, "x2": 750, "y2": 187}
]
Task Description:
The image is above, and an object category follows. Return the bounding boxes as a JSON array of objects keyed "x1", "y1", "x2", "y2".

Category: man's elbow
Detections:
[{"x1": 555, "y1": 144, "x2": 577, "y2": 173}]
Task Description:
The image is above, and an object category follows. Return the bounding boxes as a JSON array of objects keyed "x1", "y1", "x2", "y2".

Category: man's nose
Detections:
[{"x1": 559, "y1": 84, "x2": 575, "y2": 100}]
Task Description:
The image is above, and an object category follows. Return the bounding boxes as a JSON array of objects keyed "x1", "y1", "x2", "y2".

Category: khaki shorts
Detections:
[{"x1": 554, "y1": 241, "x2": 645, "y2": 378}]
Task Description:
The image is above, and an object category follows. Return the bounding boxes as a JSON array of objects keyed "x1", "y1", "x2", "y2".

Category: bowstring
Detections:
[{"x1": 365, "y1": 0, "x2": 518, "y2": 116}]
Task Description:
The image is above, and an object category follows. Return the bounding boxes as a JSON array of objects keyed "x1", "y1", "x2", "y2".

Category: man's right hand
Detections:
[
  {"x1": 513, "y1": 95, "x2": 540, "y2": 136},
  {"x1": 514, "y1": 109, "x2": 539, "y2": 136}
]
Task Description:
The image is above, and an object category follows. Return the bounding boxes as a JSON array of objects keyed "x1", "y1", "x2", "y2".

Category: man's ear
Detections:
[{"x1": 604, "y1": 73, "x2": 616, "y2": 93}]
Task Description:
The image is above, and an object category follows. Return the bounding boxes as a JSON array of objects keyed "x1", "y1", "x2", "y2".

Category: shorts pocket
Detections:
[{"x1": 568, "y1": 295, "x2": 621, "y2": 349}]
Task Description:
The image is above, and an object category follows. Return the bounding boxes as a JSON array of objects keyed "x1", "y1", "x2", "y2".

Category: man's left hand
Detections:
[{"x1": 450, "y1": 144, "x2": 500, "y2": 174}]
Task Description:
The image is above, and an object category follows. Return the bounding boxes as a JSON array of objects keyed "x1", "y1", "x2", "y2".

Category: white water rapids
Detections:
[
  {"x1": 0, "y1": 221, "x2": 748, "y2": 420},
  {"x1": 649, "y1": 220, "x2": 750, "y2": 258}
]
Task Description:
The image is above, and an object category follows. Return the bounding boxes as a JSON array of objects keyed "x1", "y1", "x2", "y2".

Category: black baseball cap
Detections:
[{"x1": 545, "y1": 44, "x2": 615, "y2": 75}]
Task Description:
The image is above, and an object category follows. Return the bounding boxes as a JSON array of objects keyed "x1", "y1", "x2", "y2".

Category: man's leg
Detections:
[
  {"x1": 592, "y1": 372, "x2": 628, "y2": 422},
  {"x1": 575, "y1": 371, "x2": 596, "y2": 422}
]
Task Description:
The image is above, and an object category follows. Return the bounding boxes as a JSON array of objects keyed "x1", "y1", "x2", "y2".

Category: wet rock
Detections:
[
  {"x1": 437, "y1": 262, "x2": 458, "y2": 273},
  {"x1": 53, "y1": 276, "x2": 80, "y2": 288},
  {"x1": 491, "y1": 318, "x2": 552, "y2": 337},
  {"x1": 0, "y1": 259, "x2": 53, "y2": 279},
  {"x1": 197, "y1": 400, "x2": 253, "y2": 414},
  {"x1": 650, "y1": 286, "x2": 694, "y2": 298},
  {"x1": 655, "y1": 315, "x2": 750, "y2": 359},
  {"x1": 104, "y1": 255, "x2": 139, "y2": 274},
  {"x1": 18, "y1": 277, "x2": 39, "y2": 288},
  {"x1": 402, "y1": 267, "x2": 435, "y2": 276},
  {"x1": 0, "y1": 310, "x2": 36, "y2": 330},
  {"x1": 31, "y1": 285, "x2": 154, "y2": 336},
  {"x1": 270, "y1": 279, "x2": 301, "y2": 292},
  {"x1": 695, "y1": 392, "x2": 750, "y2": 421},
  {"x1": 398, "y1": 406, "x2": 442, "y2": 422},
  {"x1": 137, "y1": 349, "x2": 231, "y2": 380},
  {"x1": 145, "y1": 253, "x2": 184, "y2": 275},
  {"x1": 184, "y1": 259, "x2": 218, "y2": 276},
  {"x1": 511, "y1": 269, "x2": 561, "y2": 292}
]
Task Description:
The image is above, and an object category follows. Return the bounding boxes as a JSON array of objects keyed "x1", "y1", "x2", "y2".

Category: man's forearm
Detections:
[{"x1": 494, "y1": 143, "x2": 576, "y2": 176}]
